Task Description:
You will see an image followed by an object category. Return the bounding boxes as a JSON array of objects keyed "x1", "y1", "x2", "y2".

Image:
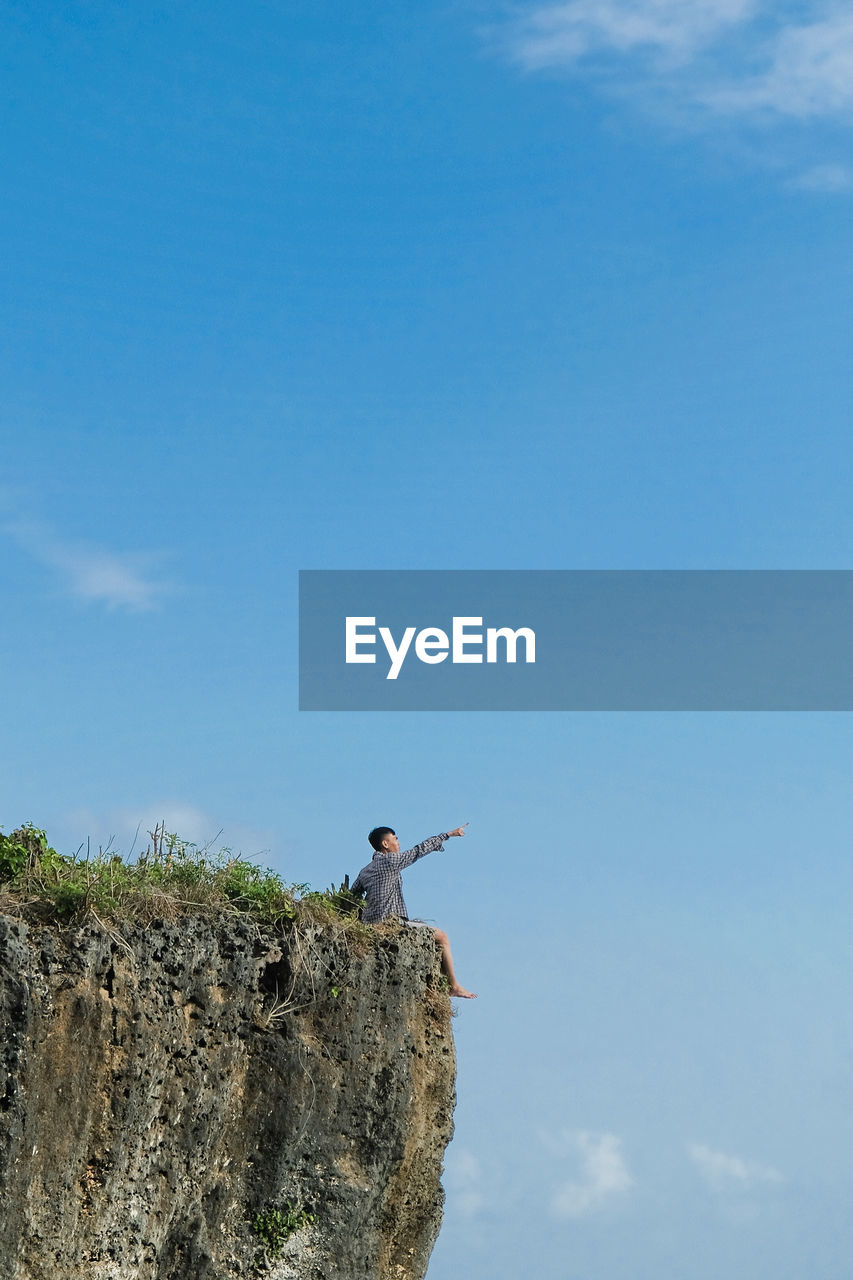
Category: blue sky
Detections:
[{"x1": 3, "y1": 3, "x2": 853, "y2": 1276}]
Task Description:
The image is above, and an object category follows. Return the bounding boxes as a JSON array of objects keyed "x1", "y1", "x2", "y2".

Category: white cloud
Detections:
[
  {"x1": 511, "y1": 0, "x2": 758, "y2": 71},
  {"x1": 443, "y1": 1149, "x2": 485, "y2": 1216},
  {"x1": 3, "y1": 519, "x2": 173, "y2": 612},
  {"x1": 550, "y1": 1131, "x2": 634, "y2": 1218},
  {"x1": 503, "y1": 1, "x2": 853, "y2": 146},
  {"x1": 788, "y1": 162, "x2": 853, "y2": 191},
  {"x1": 63, "y1": 804, "x2": 223, "y2": 857},
  {"x1": 59, "y1": 804, "x2": 276, "y2": 861},
  {"x1": 706, "y1": 13, "x2": 853, "y2": 118},
  {"x1": 688, "y1": 1142, "x2": 784, "y2": 1190}
]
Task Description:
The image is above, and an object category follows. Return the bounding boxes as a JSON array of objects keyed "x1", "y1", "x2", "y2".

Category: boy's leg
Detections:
[{"x1": 434, "y1": 928, "x2": 477, "y2": 999}]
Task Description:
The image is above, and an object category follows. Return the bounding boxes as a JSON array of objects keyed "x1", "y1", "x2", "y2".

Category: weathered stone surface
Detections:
[{"x1": 0, "y1": 913, "x2": 455, "y2": 1280}]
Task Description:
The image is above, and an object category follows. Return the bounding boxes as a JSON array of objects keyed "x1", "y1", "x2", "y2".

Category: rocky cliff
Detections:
[{"x1": 0, "y1": 911, "x2": 456, "y2": 1280}]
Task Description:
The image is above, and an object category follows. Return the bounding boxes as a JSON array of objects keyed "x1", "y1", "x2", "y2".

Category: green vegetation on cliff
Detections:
[{"x1": 0, "y1": 822, "x2": 364, "y2": 932}]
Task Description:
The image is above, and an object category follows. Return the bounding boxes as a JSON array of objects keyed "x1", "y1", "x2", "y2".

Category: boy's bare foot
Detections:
[{"x1": 450, "y1": 985, "x2": 478, "y2": 999}]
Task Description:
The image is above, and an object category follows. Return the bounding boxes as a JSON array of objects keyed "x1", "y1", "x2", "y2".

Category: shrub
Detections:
[
  {"x1": 251, "y1": 1203, "x2": 316, "y2": 1256},
  {"x1": 0, "y1": 824, "x2": 64, "y2": 882}
]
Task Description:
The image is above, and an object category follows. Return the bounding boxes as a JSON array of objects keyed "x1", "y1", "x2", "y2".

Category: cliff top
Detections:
[{"x1": 0, "y1": 820, "x2": 365, "y2": 939}]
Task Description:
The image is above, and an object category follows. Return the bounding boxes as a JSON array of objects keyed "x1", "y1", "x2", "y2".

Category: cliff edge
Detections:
[{"x1": 0, "y1": 911, "x2": 455, "y2": 1280}]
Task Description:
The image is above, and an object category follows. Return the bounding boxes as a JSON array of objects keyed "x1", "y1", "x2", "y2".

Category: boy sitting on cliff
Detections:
[{"x1": 351, "y1": 825, "x2": 477, "y2": 1000}]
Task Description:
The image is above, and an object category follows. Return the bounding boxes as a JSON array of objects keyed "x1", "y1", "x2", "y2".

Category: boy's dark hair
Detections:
[{"x1": 368, "y1": 826, "x2": 395, "y2": 851}]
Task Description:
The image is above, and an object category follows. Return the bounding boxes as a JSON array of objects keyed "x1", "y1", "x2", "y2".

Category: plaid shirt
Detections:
[{"x1": 351, "y1": 834, "x2": 448, "y2": 923}]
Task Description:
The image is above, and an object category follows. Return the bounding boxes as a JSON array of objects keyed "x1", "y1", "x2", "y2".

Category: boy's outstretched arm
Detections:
[{"x1": 386, "y1": 824, "x2": 468, "y2": 871}]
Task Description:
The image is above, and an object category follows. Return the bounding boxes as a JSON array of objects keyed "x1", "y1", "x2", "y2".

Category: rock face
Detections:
[{"x1": 0, "y1": 912, "x2": 456, "y2": 1280}]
